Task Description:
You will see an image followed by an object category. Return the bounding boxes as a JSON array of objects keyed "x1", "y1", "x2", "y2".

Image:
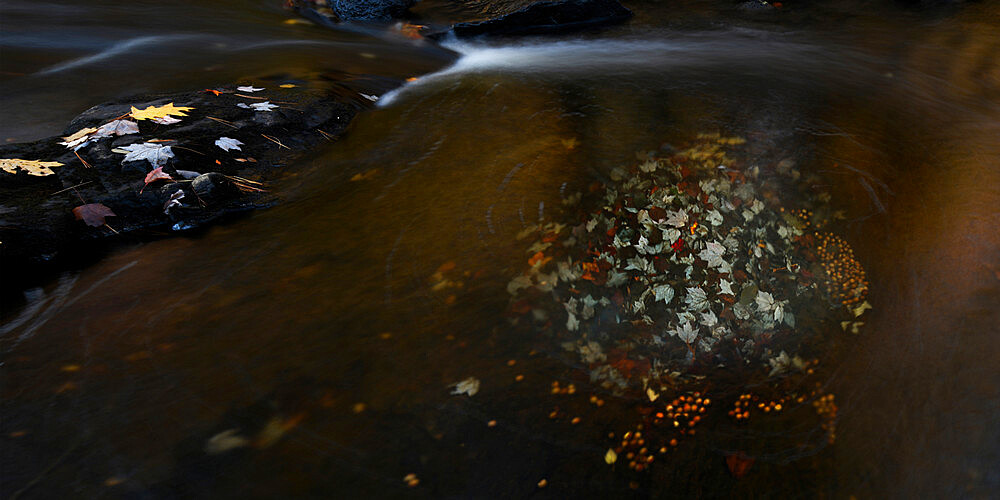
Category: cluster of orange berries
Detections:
[
  {"x1": 789, "y1": 208, "x2": 816, "y2": 229},
  {"x1": 728, "y1": 393, "x2": 784, "y2": 421},
  {"x1": 613, "y1": 426, "x2": 658, "y2": 471},
  {"x1": 550, "y1": 381, "x2": 577, "y2": 395},
  {"x1": 653, "y1": 393, "x2": 709, "y2": 435},
  {"x1": 812, "y1": 393, "x2": 838, "y2": 444},
  {"x1": 815, "y1": 232, "x2": 869, "y2": 306}
]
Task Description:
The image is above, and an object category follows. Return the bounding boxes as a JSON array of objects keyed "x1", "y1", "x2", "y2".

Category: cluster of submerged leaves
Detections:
[{"x1": 507, "y1": 134, "x2": 870, "y2": 397}]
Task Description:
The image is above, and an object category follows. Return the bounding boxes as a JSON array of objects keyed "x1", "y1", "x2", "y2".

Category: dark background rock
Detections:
[
  {"x1": 289, "y1": 0, "x2": 415, "y2": 22},
  {"x1": 435, "y1": 0, "x2": 633, "y2": 38}
]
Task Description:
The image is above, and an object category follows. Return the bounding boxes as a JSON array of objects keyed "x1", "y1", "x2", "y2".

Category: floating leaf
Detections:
[
  {"x1": 279, "y1": 83, "x2": 297, "y2": 89},
  {"x1": 129, "y1": 103, "x2": 194, "y2": 122},
  {"x1": 605, "y1": 448, "x2": 618, "y2": 464},
  {"x1": 237, "y1": 86, "x2": 264, "y2": 92},
  {"x1": 118, "y1": 142, "x2": 174, "y2": 168},
  {"x1": 73, "y1": 203, "x2": 116, "y2": 227},
  {"x1": 204, "y1": 429, "x2": 250, "y2": 455},
  {"x1": 450, "y1": 377, "x2": 480, "y2": 396},
  {"x1": 1, "y1": 158, "x2": 63, "y2": 176},
  {"x1": 237, "y1": 101, "x2": 279, "y2": 112},
  {"x1": 215, "y1": 137, "x2": 244, "y2": 152}
]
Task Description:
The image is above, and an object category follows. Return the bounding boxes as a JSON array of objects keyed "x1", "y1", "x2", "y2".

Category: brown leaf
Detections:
[
  {"x1": 141, "y1": 167, "x2": 173, "y2": 192},
  {"x1": 725, "y1": 451, "x2": 754, "y2": 478},
  {"x1": 73, "y1": 203, "x2": 116, "y2": 227}
]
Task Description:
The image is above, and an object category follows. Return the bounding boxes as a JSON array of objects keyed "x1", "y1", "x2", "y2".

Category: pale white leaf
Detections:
[
  {"x1": 450, "y1": 377, "x2": 480, "y2": 396},
  {"x1": 119, "y1": 142, "x2": 174, "y2": 168},
  {"x1": 215, "y1": 137, "x2": 244, "y2": 152},
  {"x1": 652, "y1": 284, "x2": 674, "y2": 304},
  {"x1": 237, "y1": 86, "x2": 265, "y2": 92},
  {"x1": 685, "y1": 287, "x2": 710, "y2": 311}
]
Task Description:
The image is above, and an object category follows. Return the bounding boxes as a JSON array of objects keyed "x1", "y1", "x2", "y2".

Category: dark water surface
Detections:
[{"x1": 2, "y1": 1, "x2": 999, "y2": 498}]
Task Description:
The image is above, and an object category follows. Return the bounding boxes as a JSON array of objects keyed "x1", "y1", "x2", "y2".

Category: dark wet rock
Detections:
[
  {"x1": 289, "y1": 0, "x2": 415, "y2": 22},
  {"x1": 291, "y1": 0, "x2": 631, "y2": 39},
  {"x1": 0, "y1": 76, "x2": 401, "y2": 281},
  {"x1": 435, "y1": 0, "x2": 633, "y2": 39}
]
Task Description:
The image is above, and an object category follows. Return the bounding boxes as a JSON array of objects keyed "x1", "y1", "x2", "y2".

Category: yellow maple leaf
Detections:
[
  {"x1": 62, "y1": 127, "x2": 98, "y2": 143},
  {"x1": 129, "y1": 103, "x2": 194, "y2": 121},
  {"x1": 1, "y1": 158, "x2": 64, "y2": 176}
]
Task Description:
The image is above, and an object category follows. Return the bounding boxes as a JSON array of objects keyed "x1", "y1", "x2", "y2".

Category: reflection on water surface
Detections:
[{"x1": 2, "y1": 0, "x2": 999, "y2": 498}]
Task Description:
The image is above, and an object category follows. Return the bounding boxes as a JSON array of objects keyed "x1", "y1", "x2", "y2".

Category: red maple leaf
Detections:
[{"x1": 72, "y1": 203, "x2": 116, "y2": 227}]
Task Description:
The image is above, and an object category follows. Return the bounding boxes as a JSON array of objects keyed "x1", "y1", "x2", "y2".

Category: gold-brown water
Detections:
[{"x1": 2, "y1": 0, "x2": 999, "y2": 497}]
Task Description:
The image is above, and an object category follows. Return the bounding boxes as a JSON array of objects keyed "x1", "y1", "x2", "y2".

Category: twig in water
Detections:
[
  {"x1": 234, "y1": 93, "x2": 267, "y2": 100},
  {"x1": 261, "y1": 134, "x2": 290, "y2": 150},
  {"x1": 316, "y1": 129, "x2": 336, "y2": 141},
  {"x1": 50, "y1": 181, "x2": 93, "y2": 197},
  {"x1": 172, "y1": 145, "x2": 204, "y2": 155},
  {"x1": 206, "y1": 116, "x2": 239, "y2": 129}
]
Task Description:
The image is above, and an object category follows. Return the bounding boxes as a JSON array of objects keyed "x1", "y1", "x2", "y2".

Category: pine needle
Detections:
[
  {"x1": 73, "y1": 150, "x2": 92, "y2": 168},
  {"x1": 261, "y1": 134, "x2": 290, "y2": 150},
  {"x1": 206, "y1": 116, "x2": 239, "y2": 129}
]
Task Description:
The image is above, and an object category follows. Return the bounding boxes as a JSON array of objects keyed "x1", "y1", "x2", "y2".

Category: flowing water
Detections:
[{"x1": 2, "y1": 0, "x2": 999, "y2": 498}]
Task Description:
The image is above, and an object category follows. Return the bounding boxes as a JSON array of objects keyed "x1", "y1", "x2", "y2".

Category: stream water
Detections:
[{"x1": 2, "y1": 0, "x2": 999, "y2": 498}]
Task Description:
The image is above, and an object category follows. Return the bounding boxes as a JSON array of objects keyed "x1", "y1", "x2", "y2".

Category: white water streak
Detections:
[
  {"x1": 379, "y1": 33, "x2": 823, "y2": 106},
  {"x1": 36, "y1": 35, "x2": 207, "y2": 75}
]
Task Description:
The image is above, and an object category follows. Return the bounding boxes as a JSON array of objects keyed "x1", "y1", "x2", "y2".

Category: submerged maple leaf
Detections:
[
  {"x1": 129, "y1": 103, "x2": 194, "y2": 122},
  {"x1": 73, "y1": 203, "x2": 116, "y2": 227},
  {"x1": 726, "y1": 452, "x2": 754, "y2": 478},
  {"x1": 1, "y1": 158, "x2": 64, "y2": 176}
]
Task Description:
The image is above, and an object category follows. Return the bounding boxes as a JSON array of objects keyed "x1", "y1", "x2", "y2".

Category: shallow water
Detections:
[{"x1": 2, "y1": 0, "x2": 999, "y2": 498}]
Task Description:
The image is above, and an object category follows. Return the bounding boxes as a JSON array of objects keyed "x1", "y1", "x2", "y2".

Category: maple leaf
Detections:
[
  {"x1": 726, "y1": 452, "x2": 754, "y2": 478},
  {"x1": 129, "y1": 103, "x2": 194, "y2": 122},
  {"x1": 665, "y1": 209, "x2": 689, "y2": 228},
  {"x1": 237, "y1": 86, "x2": 264, "y2": 92},
  {"x1": 73, "y1": 203, "x2": 116, "y2": 227},
  {"x1": 685, "y1": 286, "x2": 710, "y2": 311},
  {"x1": 151, "y1": 116, "x2": 181, "y2": 125},
  {"x1": 117, "y1": 142, "x2": 174, "y2": 168},
  {"x1": 652, "y1": 284, "x2": 674, "y2": 304},
  {"x1": 1, "y1": 158, "x2": 63, "y2": 176},
  {"x1": 698, "y1": 241, "x2": 727, "y2": 268},
  {"x1": 95, "y1": 119, "x2": 139, "y2": 138},
  {"x1": 673, "y1": 321, "x2": 699, "y2": 343},
  {"x1": 59, "y1": 127, "x2": 98, "y2": 150},
  {"x1": 755, "y1": 291, "x2": 775, "y2": 312},
  {"x1": 718, "y1": 279, "x2": 735, "y2": 296},
  {"x1": 237, "y1": 101, "x2": 278, "y2": 112},
  {"x1": 215, "y1": 137, "x2": 244, "y2": 151},
  {"x1": 141, "y1": 167, "x2": 173, "y2": 192}
]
